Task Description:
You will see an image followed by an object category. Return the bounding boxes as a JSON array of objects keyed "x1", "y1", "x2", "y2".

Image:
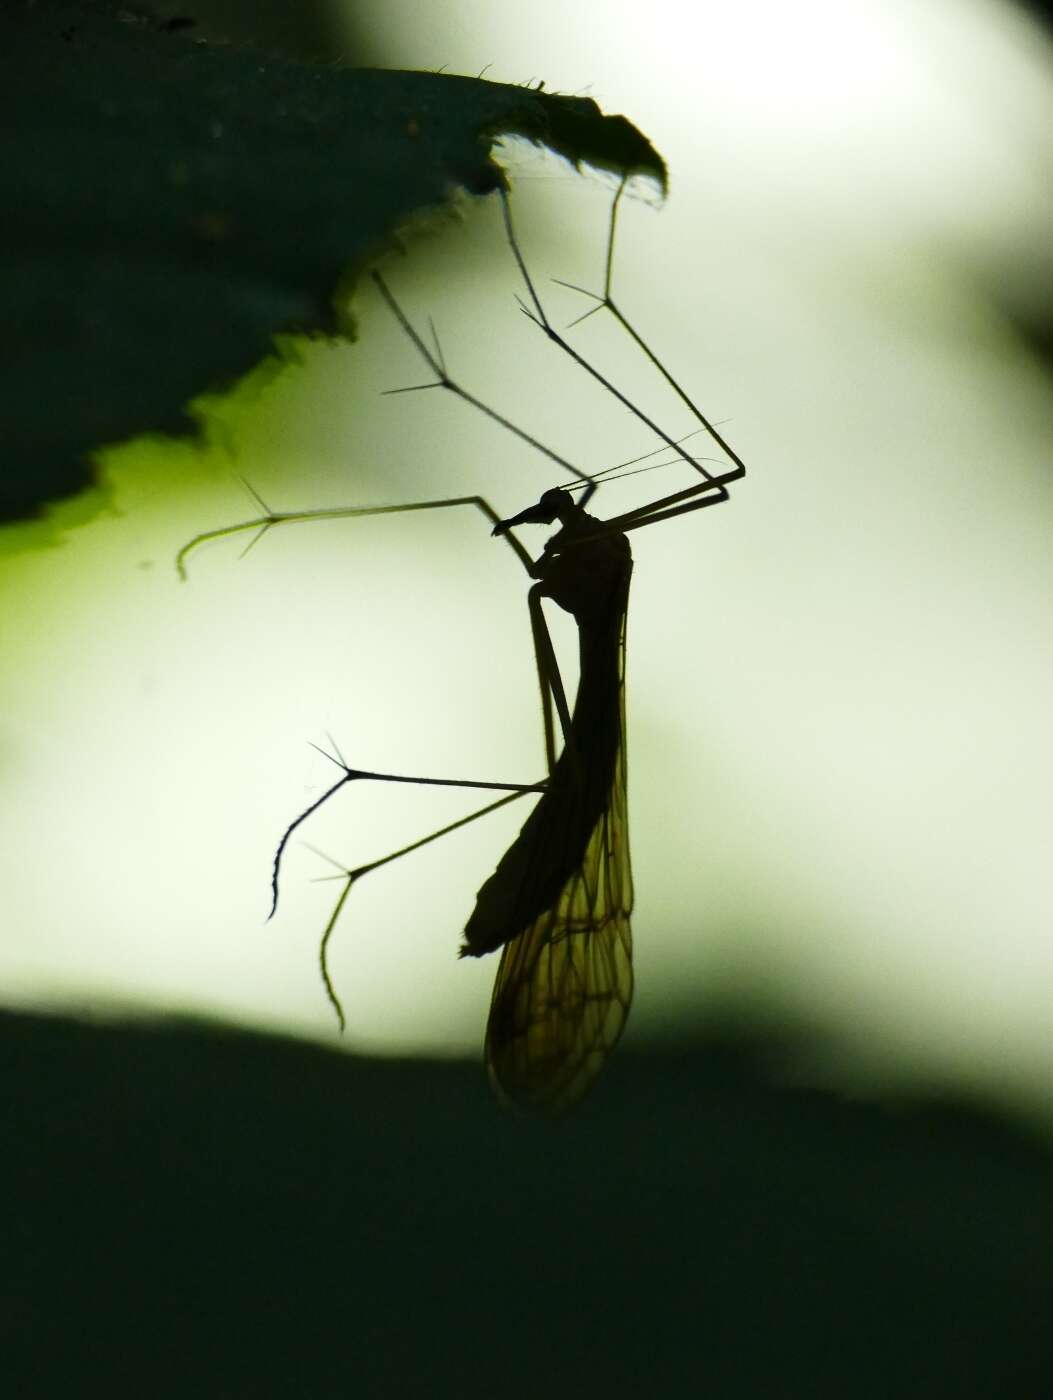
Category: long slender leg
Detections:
[
  {"x1": 501, "y1": 178, "x2": 747, "y2": 506},
  {"x1": 312, "y1": 786, "x2": 536, "y2": 1030},
  {"x1": 180, "y1": 488, "x2": 556, "y2": 913},
  {"x1": 181, "y1": 487, "x2": 583, "y2": 953},
  {"x1": 269, "y1": 760, "x2": 547, "y2": 918},
  {"x1": 364, "y1": 188, "x2": 746, "y2": 545},
  {"x1": 260, "y1": 581, "x2": 583, "y2": 1029},
  {"x1": 282, "y1": 584, "x2": 582, "y2": 1027},
  {"x1": 372, "y1": 272, "x2": 597, "y2": 494},
  {"x1": 272, "y1": 575, "x2": 583, "y2": 1028},
  {"x1": 559, "y1": 175, "x2": 748, "y2": 484},
  {"x1": 177, "y1": 491, "x2": 537, "y2": 580},
  {"x1": 303, "y1": 580, "x2": 583, "y2": 1031},
  {"x1": 269, "y1": 582, "x2": 580, "y2": 921}
]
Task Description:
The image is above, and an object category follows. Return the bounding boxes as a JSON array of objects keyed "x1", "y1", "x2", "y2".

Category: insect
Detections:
[{"x1": 178, "y1": 174, "x2": 746, "y2": 1112}]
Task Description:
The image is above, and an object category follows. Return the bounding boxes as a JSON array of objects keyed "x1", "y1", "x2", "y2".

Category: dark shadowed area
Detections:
[{"x1": 3, "y1": 1009, "x2": 1051, "y2": 1396}]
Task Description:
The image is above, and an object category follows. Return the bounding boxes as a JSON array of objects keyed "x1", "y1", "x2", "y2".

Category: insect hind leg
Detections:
[{"x1": 301, "y1": 783, "x2": 541, "y2": 1033}]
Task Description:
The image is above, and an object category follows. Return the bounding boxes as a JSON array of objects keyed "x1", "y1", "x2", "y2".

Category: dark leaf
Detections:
[{"x1": 2, "y1": 1, "x2": 666, "y2": 523}]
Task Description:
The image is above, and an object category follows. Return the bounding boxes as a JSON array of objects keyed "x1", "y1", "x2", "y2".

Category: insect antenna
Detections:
[{"x1": 562, "y1": 428, "x2": 726, "y2": 494}]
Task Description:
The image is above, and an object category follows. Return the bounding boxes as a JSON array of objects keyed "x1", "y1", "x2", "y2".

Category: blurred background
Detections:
[{"x1": 3, "y1": 0, "x2": 1052, "y2": 1122}]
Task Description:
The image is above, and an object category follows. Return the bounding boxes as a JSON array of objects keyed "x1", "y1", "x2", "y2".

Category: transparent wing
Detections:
[{"x1": 484, "y1": 691, "x2": 633, "y2": 1114}]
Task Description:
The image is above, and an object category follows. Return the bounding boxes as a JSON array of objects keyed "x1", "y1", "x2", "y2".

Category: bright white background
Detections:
[{"x1": 3, "y1": 0, "x2": 1053, "y2": 1118}]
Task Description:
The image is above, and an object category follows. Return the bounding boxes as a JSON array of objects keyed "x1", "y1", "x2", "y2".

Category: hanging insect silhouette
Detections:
[{"x1": 178, "y1": 174, "x2": 746, "y2": 1112}]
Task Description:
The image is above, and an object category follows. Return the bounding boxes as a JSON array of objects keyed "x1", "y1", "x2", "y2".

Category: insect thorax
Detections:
[{"x1": 536, "y1": 514, "x2": 633, "y2": 622}]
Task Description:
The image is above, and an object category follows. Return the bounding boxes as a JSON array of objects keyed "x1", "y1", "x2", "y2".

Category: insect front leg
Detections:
[{"x1": 528, "y1": 583, "x2": 574, "y2": 775}]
